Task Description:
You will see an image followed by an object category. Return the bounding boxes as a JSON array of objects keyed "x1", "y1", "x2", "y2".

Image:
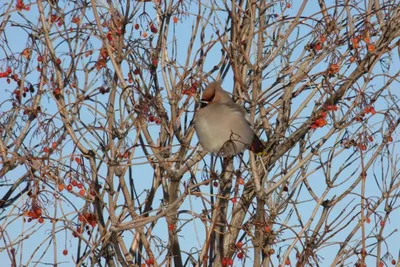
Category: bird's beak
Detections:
[{"x1": 198, "y1": 99, "x2": 209, "y2": 108}]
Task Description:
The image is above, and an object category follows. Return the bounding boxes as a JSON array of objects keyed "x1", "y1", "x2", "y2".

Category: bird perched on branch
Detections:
[{"x1": 194, "y1": 81, "x2": 264, "y2": 157}]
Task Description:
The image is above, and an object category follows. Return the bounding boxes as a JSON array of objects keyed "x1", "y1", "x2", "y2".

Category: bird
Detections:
[{"x1": 194, "y1": 81, "x2": 264, "y2": 157}]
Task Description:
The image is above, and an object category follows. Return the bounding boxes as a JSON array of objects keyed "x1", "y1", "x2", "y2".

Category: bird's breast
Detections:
[{"x1": 194, "y1": 104, "x2": 254, "y2": 155}]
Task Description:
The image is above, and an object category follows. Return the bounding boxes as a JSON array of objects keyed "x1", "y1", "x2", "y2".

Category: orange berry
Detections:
[
  {"x1": 352, "y1": 38, "x2": 359, "y2": 48},
  {"x1": 367, "y1": 43, "x2": 375, "y2": 52},
  {"x1": 168, "y1": 224, "x2": 175, "y2": 231},
  {"x1": 38, "y1": 217, "x2": 44, "y2": 223},
  {"x1": 314, "y1": 42, "x2": 322, "y2": 51},
  {"x1": 142, "y1": 32, "x2": 148, "y2": 38},
  {"x1": 236, "y1": 241, "x2": 243, "y2": 248},
  {"x1": 285, "y1": 258, "x2": 291, "y2": 265},
  {"x1": 35, "y1": 209, "x2": 42, "y2": 216},
  {"x1": 173, "y1": 16, "x2": 178, "y2": 23},
  {"x1": 365, "y1": 217, "x2": 371, "y2": 223},
  {"x1": 79, "y1": 189, "x2": 85, "y2": 196},
  {"x1": 329, "y1": 63, "x2": 339, "y2": 74}
]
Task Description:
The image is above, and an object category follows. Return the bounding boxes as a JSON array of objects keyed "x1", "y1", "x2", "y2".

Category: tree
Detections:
[{"x1": 0, "y1": 0, "x2": 399, "y2": 266}]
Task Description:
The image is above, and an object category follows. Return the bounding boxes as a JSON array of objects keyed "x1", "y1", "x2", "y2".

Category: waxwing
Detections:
[{"x1": 194, "y1": 81, "x2": 264, "y2": 156}]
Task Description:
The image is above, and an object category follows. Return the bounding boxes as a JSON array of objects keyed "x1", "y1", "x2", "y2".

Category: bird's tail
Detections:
[{"x1": 249, "y1": 134, "x2": 265, "y2": 154}]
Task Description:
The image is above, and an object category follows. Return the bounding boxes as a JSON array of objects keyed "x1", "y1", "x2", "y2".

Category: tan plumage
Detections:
[{"x1": 194, "y1": 81, "x2": 264, "y2": 156}]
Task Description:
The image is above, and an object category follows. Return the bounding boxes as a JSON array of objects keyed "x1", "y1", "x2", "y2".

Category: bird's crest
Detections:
[{"x1": 202, "y1": 80, "x2": 223, "y2": 101}]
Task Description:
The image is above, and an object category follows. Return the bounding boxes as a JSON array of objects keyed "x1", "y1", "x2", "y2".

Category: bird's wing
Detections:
[{"x1": 224, "y1": 102, "x2": 252, "y2": 124}]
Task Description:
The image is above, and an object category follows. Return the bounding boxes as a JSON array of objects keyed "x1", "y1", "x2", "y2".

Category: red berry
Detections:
[
  {"x1": 54, "y1": 87, "x2": 61, "y2": 95},
  {"x1": 145, "y1": 258, "x2": 155, "y2": 264},
  {"x1": 150, "y1": 24, "x2": 158, "y2": 33},
  {"x1": 237, "y1": 252, "x2": 244, "y2": 259},
  {"x1": 392, "y1": 259, "x2": 396, "y2": 265},
  {"x1": 63, "y1": 249, "x2": 68, "y2": 255},
  {"x1": 359, "y1": 144, "x2": 367, "y2": 151},
  {"x1": 236, "y1": 241, "x2": 243, "y2": 248},
  {"x1": 221, "y1": 257, "x2": 228, "y2": 267},
  {"x1": 168, "y1": 224, "x2": 175, "y2": 231},
  {"x1": 67, "y1": 184, "x2": 73, "y2": 192}
]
